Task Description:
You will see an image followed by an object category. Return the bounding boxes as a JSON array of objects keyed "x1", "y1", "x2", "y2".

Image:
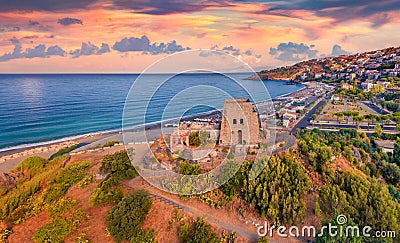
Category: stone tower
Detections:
[{"x1": 219, "y1": 98, "x2": 260, "y2": 146}]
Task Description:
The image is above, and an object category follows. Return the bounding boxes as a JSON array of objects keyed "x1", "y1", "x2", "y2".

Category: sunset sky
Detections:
[{"x1": 0, "y1": 0, "x2": 399, "y2": 73}]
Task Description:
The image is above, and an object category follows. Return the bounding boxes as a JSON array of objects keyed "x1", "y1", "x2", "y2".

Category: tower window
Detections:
[
  {"x1": 240, "y1": 119, "x2": 244, "y2": 124},
  {"x1": 233, "y1": 119, "x2": 237, "y2": 124}
]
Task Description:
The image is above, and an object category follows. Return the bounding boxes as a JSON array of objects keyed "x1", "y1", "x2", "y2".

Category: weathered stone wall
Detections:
[{"x1": 220, "y1": 98, "x2": 260, "y2": 145}]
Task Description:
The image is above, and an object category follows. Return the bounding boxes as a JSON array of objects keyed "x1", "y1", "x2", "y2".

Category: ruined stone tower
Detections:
[{"x1": 219, "y1": 98, "x2": 260, "y2": 146}]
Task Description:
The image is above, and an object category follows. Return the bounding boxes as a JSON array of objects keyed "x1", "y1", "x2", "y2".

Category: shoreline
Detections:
[
  {"x1": 0, "y1": 84, "x2": 306, "y2": 170},
  {"x1": 0, "y1": 80, "x2": 306, "y2": 155},
  {"x1": 0, "y1": 111, "x2": 222, "y2": 172}
]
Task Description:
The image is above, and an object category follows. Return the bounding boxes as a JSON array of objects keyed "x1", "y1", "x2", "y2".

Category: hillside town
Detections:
[{"x1": 257, "y1": 46, "x2": 400, "y2": 89}]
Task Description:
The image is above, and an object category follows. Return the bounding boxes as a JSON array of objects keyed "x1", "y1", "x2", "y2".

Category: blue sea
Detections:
[{"x1": 0, "y1": 73, "x2": 304, "y2": 151}]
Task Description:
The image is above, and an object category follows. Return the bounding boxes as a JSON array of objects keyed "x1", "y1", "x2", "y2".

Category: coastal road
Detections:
[
  {"x1": 291, "y1": 95, "x2": 330, "y2": 133},
  {"x1": 313, "y1": 123, "x2": 396, "y2": 131},
  {"x1": 361, "y1": 101, "x2": 390, "y2": 115}
]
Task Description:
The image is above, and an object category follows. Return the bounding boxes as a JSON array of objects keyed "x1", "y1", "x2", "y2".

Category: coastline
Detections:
[
  {"x1": 0, "y1": 83, "x2": 306, "y2": 172},
  {"x1": 0, "y1": 110, "x2": 221, "y2": 172}
]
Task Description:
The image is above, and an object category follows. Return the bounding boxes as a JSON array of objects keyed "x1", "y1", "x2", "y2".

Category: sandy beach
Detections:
[
  {"x1": 0, "y1": 111, "x2": 218, "y2": 172},
  {"x1": 0, "y1": 133, "x2": 112, "y2": 172}
]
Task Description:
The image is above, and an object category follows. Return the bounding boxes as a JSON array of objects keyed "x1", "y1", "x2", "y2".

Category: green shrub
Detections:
[
  {"x1": 32, "y1": 209, "x2": 88, "y2": 243},
  {"x1": 178, "y1": 160, "x2": 200, "y2": 175},
  {"x1": 99, "y1": 150, "x2": 136, "y2": 176},
  {"x1": 0, "y1": 156, "x2": 89, "y2": 228},
  {"x1": 319, "y1": 171, "x2": 400, "y2": 234},
  {"x1": 102, "y1": 140, "x2": 120, "y2": 148},
  {"x1": 0, "y1": 227, "x2": 12, "y2": 242},
  {"x1": 49, "y1": 198, "x2": 76, "y2": 216},
  {"x1": 90, "y1": 150, "x2": 137, "y2": 206},
  {"x1": 257, "y1": 237, "x2": 269, "y2": 243},
  {"x1": 49, "y1": 145, "x2": 78, "y2": 161},
  {"x1": 75, "y1": 232, "x2": 91, "y2": 243},
  {"x1": 78, "y1": 175, "x2": 95, "y2": 188},
  {"x1": 178, "y1": 218, "x2": 220, "y2": 243},
  {"x1": 242, "y1": 156, "x2": 310, "y2": 225},
  {"x1": 189, "y1": 131, "x2": 201, "y2": 146},
  {"x1": 14, "y1": 156, "x2": 48, "y2": 178},
  {"x1": 54, "y1": 162, "x2": 90, "y2": 191},
  {"x1": 33, "y1": 217, "x2": 73, "y2": 243},
  {"x1": 389, "y1": 185, "x2": 400, "y2": 202},
  {"x1": 129, "y1": 230, "x2": 156, "y2": 243},
  {"x1": 316, "y1": 212, "x2": 364, "y2": 243},
  {"x1": 178, "y1": 223, "x2": 190, "y2": 242},
  {"x1": 40, "y1": 162, "x2": 90, "y2": 205},
  {"x1": 0, "y1": 181, "x2": 40, "y2": 220},
  {"x1": 89, "y1": 188, "x2": 124, "y2": 207},
  {"x1": 106, "y1": 190, "x2": 153, "y2": 243}
]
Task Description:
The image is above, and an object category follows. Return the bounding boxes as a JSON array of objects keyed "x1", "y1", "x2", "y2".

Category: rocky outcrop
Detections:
[{"x1": 0, "y1": 172, "x2": 24, "y2": 190}]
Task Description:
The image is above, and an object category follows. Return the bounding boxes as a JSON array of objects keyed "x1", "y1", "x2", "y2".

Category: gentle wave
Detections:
[{"x1": 0, "y1": 74, "x2": 304, "y2": 151}]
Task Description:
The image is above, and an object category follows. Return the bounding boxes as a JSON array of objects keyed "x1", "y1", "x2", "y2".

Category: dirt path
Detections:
[
  {"x1": 122, "y1": 178, "x2": 299, "y2": 243},
  {"x1": 122, "y1": 180, "x2": 259, "y2": 241}
]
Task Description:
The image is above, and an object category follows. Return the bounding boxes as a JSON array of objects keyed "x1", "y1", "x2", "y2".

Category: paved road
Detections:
[
  {"x1": 343, "y1": 99, "x2": 348, "y2": 111},
  {"x1": 361, "y1": 101, "x2": 390, "y2": 115},
  {"x1": 291, "y1": 95, "x2": 330, "y2": 133},
  {"x1": 273, "y1": 132, "x2": 296, "y2": 154},
  {"x1": 313, "y1": 123, "x2": 396, "y2": 131}
]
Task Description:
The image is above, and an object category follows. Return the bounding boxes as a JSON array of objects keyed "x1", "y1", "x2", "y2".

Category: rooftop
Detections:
[
  {"x1": 224, "y1": 98, "x2": 251, "y2": 103},
  {"x1": 374, "y1": 140, "x2": 395, "y2": 149}
]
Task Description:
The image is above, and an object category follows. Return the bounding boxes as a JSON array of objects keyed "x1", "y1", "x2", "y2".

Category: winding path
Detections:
[{"x1": 121, "y1": 178, "x2": 293, "y2": 243}]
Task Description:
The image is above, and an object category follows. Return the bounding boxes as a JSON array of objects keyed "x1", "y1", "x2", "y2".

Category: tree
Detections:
[
  {"x1": 353, "y1": 116, "x2": 364, "y2": 129},
  {"x1": 178, "y1": 160, "x2": 200, "y2": 175},
  {"x1": 188, "y1": 218, "x2": 220, "y2": 243},
  {"x1": 392, "y1": 115, "x2": 400, "y2": 127},
  {"x1": 242, "y1": 156, "x2": 310, "y2": 225},
  {"x1": 375, "y1": 124, "x2": 383, "y2": 137},
  {"x1": 364, "y1": 114, "x2": 373, "y2": 130},
  {"x1": 394, "y1": 139, "x2": 400, "y2": 165},
  {"x1": 342, "y1": 111, "x2": 353, "y2": 124},
  {"x1": 189, "y1": 131, "x2": 201, "y2": 147},
  {"x1": 382, "y1": 162, "x2": 400, "y2": 185},
  {"x1": 319, "y1": 171, "x2": 400, "y2": 234},
  {"x1": 380, "y1": 114, "x2": 389, "y2": 129},
  {"x1": 373, "y1": 84, "x2": 384, "y2": 94},
  {"x1": 106, "y1": 190, "x2": 153, "y2": 243},
  {"x1": 334, "y1": 112, "x2": 344, "y2": 124},
  {"x1": 316, "y1": 212, "x2": 364, "y2": 243},
  {"x1": 396, "y1": 124, "x2": 400, "y2": 133}
]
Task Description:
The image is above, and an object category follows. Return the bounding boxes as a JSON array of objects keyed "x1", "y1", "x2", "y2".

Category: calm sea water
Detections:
[{"x1": 0, "y1": 74, "x2": 304, "y2": 150}]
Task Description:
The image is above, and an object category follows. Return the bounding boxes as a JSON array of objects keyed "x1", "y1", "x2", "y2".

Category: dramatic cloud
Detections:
[
  {"x1": 28, "y1": 21, "x2": 40, "y2": 26},
  {"x1": 97, "y1": 43, "x2": 111, "y2": 55},
  {"x1": 112, "y1": 36, "x2": 190, "y2": 54},
  {"x1": 244, "y1": 50, "x2": 253, "y2": 56},
  {"x1": 112, "y1": 36, "x2": 150, "y2": 52},
  {"x1": 269, "y1": 42, "x2": 318, "y2": 62},
  {"x1": 57, "y1": 18, "x2": 83, "y2": 26},
  {"x1": 110, "y1": 0, "x2": 221, "y2": 15},
  {"x1": 254, "y1": 0, "x2": 400, "y2": 27},
  {"x1": 47, "y1": 45, "x2": 66, "y2": 56},
  {"x1": 200, "y1": 45, "x2": 262, "y2": 60},
  {"x1": 0, "y1": 39, "x2": 66, "y2": 62},
  {"x1": 70, "y1": 42, "x2": 110, "y2": 58},
  {"x1": 0, "y1": 26, "x2": 20, "y2": 33},
  {"x1": 0, "y1": 35, "x2": 189, "y2": 62},
  {"x1": 330, "y1": 44, "x2": 351, "y2": 56},
  {"x1": 0, "y1": 0, "x2": 97, "y2": 12}
]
